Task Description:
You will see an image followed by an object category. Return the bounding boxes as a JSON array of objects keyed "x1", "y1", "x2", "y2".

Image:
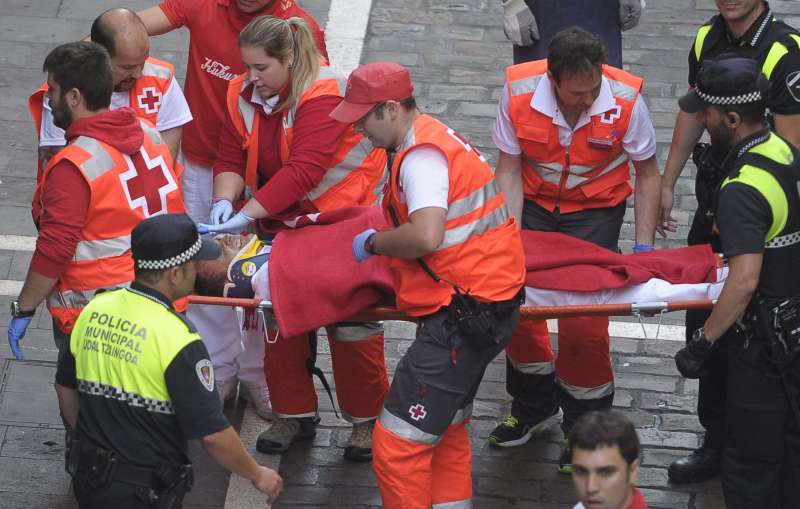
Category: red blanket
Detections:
[{"x1": 269, "y1": 207, "x2": 717, "y2": 337}]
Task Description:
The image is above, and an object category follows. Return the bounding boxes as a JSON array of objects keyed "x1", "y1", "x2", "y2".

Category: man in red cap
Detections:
[{"x1": 331, "y1": 62, "x2": 527, "y2": 509}]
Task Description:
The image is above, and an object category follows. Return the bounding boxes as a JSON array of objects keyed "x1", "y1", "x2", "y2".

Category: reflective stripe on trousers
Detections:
[{"x1": 556, "y1": 377, "x2": 615, "y2": 400}]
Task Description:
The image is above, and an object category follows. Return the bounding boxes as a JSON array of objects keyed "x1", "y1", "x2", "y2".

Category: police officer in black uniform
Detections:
[
  {"x1": 55, "y1": 213, "x2": 282, "y2": 508},
  {"x1": 660, "y1": 0, "x2": 800, "y2": 484},
  {"x1": 674, "y1": 55, "x2": 800, "y2": 508}
]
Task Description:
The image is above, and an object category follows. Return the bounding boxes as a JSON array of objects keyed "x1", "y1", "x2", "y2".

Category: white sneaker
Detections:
[
  {"x1": 217, "y1": 377, "x2": 238, "y2": 404},
  {"x1": 241, "y1": 381, "x2": 275, "y2": 421}
]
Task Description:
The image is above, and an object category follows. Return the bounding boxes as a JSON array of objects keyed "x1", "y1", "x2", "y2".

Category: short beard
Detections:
[
  {"x1": 709, "y1": 122, "x2": 736, "y2": 153},
  {"x1": 52, "y1": 97, "x2": 73, "y2": 131}
]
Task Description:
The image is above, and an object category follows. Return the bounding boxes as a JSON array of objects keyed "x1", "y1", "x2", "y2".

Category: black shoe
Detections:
[
  {"x1": 343, "y1": 420, "x2": 374, "y2": 463},
  {"x1": 487, "y1": 408, "x2": 563, "y2": 448},
  {"x1": 668, "y1": 444, "x2": 721, "y2": 484},
  {"x1": 256, "y1": 417, "x2": 317, "y2": 454}
]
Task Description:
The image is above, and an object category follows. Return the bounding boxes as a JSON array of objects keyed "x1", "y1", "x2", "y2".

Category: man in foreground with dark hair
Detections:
[
  {"x1": 674, "y1": 55, "x2": 800, "y2": 507},
  {"x1": 7, "y1": 41, "x2": 185, "y2": 421},
  {"x1": 55, "y1": 213, "x2": 282, "y2": 507},
  {"x1": 569, "y1": 410, "x2": 647, "y2": 509},
  {"x1": 490, "y1": 26, "x2": 661, "y2": 473}
]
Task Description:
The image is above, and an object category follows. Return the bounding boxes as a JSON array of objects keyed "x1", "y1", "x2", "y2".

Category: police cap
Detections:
[
  {"x1": 132, "y1": 213, "x2": 221, "y2": 270},
  {"x1": 679, "y1": 55, "x2": 770, "y2": 113}
]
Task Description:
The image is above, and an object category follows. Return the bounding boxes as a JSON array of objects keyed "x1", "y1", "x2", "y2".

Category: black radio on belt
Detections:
[
  {"x1": 449, "y1": 290, "x2": 496, "y2": 351},
  {"x1": 774, "y1": 296, "x2": 800, "y2": 350}
]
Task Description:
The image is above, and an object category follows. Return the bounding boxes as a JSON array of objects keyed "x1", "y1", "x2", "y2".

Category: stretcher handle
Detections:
[{"x1": 187, "y1": 295, "x2": 271, "y2": 309}]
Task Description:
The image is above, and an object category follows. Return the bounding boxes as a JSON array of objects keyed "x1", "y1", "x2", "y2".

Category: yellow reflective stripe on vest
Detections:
[
  {"x1": 510, "y1": 74, "x2": 545, "y2": 96},
  {"x1": 447, "y1": 180, "x2": 501, "y2": 220},
  {"x1": 763, "y1": 41, "x2": 789, "y2": 80},
  {"x1": 722, "y1": 164, "x2": 788, "y2": 241},
  {"x1": 305, "y1": 138, "x2": 372, "y2": 201},
  {"x1": 749, "y1": 132, "x2": 795, "y2": 165},
  {"x1": 437, "y1": 205, "x2": 509, "y2": 252},
  {"x1": 142, "y1": 60, "x2": 172, "y2": 80},
  {"x1": 72, "y1": 137, "x2": 116, "y2": 180},
  {"x1": 694, "y1": 24, "x2": 713, "y2": 61}
]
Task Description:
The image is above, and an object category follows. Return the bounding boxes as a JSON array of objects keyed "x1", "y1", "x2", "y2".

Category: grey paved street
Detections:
[{"x1": 3, "y1": 0, "x2": 796, "y2": 507}]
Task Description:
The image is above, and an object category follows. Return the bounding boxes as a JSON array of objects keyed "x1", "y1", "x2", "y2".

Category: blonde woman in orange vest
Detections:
[
  {"x1": 332, "y1": 62, "x2": 526, "y2": 509},
  {"x1": 198, "y1": 16, "x2": 389, "y2": 461},
  {"x1": 488, "y1": 27, "x2": 661, "y2": 472}
]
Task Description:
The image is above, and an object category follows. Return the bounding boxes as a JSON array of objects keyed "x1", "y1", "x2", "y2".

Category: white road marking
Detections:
[{"x1": 325, "y1": 0, "x2": 373, "y2": 75}]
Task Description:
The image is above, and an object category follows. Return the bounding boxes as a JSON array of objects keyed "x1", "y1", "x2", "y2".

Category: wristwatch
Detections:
[
  {"x1": 692, "y1": 327, "x2": 707, "y2": 343},
  {"x1": 10, "y1": 300, "x2": 35, "y2": 318}
]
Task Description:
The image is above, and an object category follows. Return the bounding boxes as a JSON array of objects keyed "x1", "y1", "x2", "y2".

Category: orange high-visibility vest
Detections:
[
  {"x1": 505, "y1": 60, "x2": 643, "y2": 213},
  {"x1": 28, "y1": 57, "x2": 176, "y2": 187},
  {"x1": 384, "y1": 114, "x2": 526, "y2": 317},
  {"x1": 33, "y1": 120, "x2": 185, "y2": 333},
  {"x1": 225, "y1": 67, "x2": 387, "y2": 213}
]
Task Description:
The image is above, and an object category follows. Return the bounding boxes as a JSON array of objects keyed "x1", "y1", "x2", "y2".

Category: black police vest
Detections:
[
  {"x1": 695, "y1": 14, "x2": 800, "y2": 75},
  {"x1": 723, "y1": 135, "x2": 800, "y2": 300}
]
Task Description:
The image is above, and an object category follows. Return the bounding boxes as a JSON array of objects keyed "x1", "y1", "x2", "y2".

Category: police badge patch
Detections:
[
  {"x1": 195, "y1": 359, "x2": 215, "y2": 392},
  {"x1": 786, "y1": 71, "x2": 800, "y2": 102}
]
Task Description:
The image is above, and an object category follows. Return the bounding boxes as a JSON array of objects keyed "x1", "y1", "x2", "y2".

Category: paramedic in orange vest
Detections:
[
  {"x1": 7, "y1": 41, "x2": 185, "y2": 420},
  {"x1": 331, "y1": 61, "x2": 526, "y2": 509},
  {"x1": 28, "y1": 8, "x2": 190, "y2": 177},
  {"x1": 198, "y1": 16, "x2": 389, "y2": 462},
  {"x1": 489, "y1": 27, "x2": 661, "y2": 472}
]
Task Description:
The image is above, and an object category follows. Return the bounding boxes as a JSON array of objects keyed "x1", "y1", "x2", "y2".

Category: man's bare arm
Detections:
[
  {"x1": 370, "y1": 207, "x2": 447, "y2": 259},
  {"x1": 660, "y1": 110, "x2": 705, "y2": 232},
  {"x1": 160, "y1": 127, "x2": 182, "y2": 162},
  {"x1": 494, "y1": 150, "x2": 524, "y2": 229},
  {"x1": 704, "y1": 253, "x2": 761, "y2": 341},
  {"x1": 632, "y1": 155, "x2": 661, "y2": 246},
  {"x1": 137, "y1": 6, "x2": 177, "y2": 36}
]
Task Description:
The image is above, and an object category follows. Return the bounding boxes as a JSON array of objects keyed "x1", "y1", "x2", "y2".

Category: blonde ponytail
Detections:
[{"x1": 239, "y1": 15, "x2": 321, "y2": 114}]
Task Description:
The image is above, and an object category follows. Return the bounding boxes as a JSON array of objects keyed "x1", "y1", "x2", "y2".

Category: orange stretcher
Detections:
[{"x1": 187, "y1": 295, "x2": 715, "y2": 322}]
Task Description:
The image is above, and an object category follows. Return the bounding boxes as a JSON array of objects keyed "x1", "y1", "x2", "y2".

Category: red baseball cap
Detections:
[{"x1": 330, "y1": 62, "x2": 414, "y2": 123}]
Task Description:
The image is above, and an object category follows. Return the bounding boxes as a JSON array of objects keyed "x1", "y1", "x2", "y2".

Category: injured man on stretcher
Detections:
[{"x1": 193, "y1": 206, "x2": 726, "y2": 338}]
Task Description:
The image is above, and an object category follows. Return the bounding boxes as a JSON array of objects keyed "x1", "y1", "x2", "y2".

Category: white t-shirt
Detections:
[
  {"x1": 492, "y1": 75, "x2": 656, "y2": 162},
  {"x1": 396, "y1": 145, "x2": 450, "y2": 214},
  {"x1": 39, "y1": 78, "x2": 193, "y2": 147}
]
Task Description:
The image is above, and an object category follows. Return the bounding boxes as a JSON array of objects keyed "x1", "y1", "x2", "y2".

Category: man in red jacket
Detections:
[
  {"x1": 134, "y1": 0, "x2": 329, "y2": 414},
  {"x1": 8, "y1": 41, "x2": 185, "y2": 421}
]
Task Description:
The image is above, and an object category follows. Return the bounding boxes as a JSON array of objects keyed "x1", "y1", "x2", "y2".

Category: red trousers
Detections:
[{"x1": 263, "y1": 323, "x2": 389, "y2": 420}]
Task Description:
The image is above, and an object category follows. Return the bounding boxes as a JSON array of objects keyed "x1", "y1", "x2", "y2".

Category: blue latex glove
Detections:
[
  {"x1": 633, "y1": 243, "x2": 654, "y2": 253},
  {"x1": 352, "y1": 228, "x2": 377, "y2": 262},
  {"x1": 8, "y1": 315, "x2": 34, "y2": 361},
  {"x1": 198, "y1": 210, "x2": 255, "y2": 235},
  {"x1": 210, "y1": 198, "x2": 234, "y2": 225}
]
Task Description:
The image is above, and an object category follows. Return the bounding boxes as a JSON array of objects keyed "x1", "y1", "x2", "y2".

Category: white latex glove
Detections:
[
  {"x1": 210, "y1": 198, "x2": 234, "y2": 225},
  {"x1": 502, "y1": 0, "x2": 539, "y2": 47},
  {"x1": 620, "y1": 0, "x2": 644, "y2": 31}
]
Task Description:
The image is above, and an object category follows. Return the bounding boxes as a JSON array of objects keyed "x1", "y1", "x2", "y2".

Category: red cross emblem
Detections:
[
  {"x1": 409, "y1": 404, "x2": 427, "y2": 421},
  {"x1": 119, "y1": 147, "x2": 178, "y2": 217},
  {"x1": 137, "y1": 86, "x2": 162, "y2": 115}
]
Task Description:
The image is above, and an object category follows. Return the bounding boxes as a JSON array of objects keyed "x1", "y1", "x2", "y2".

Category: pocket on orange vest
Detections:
[{"x1": 515, "y1": 123, "x2": 550, "y2": 145}]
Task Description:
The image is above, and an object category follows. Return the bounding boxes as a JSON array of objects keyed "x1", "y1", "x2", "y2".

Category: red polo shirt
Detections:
[{"x1": 159, "y1": 0, "x2": 328, "y2": 166}]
